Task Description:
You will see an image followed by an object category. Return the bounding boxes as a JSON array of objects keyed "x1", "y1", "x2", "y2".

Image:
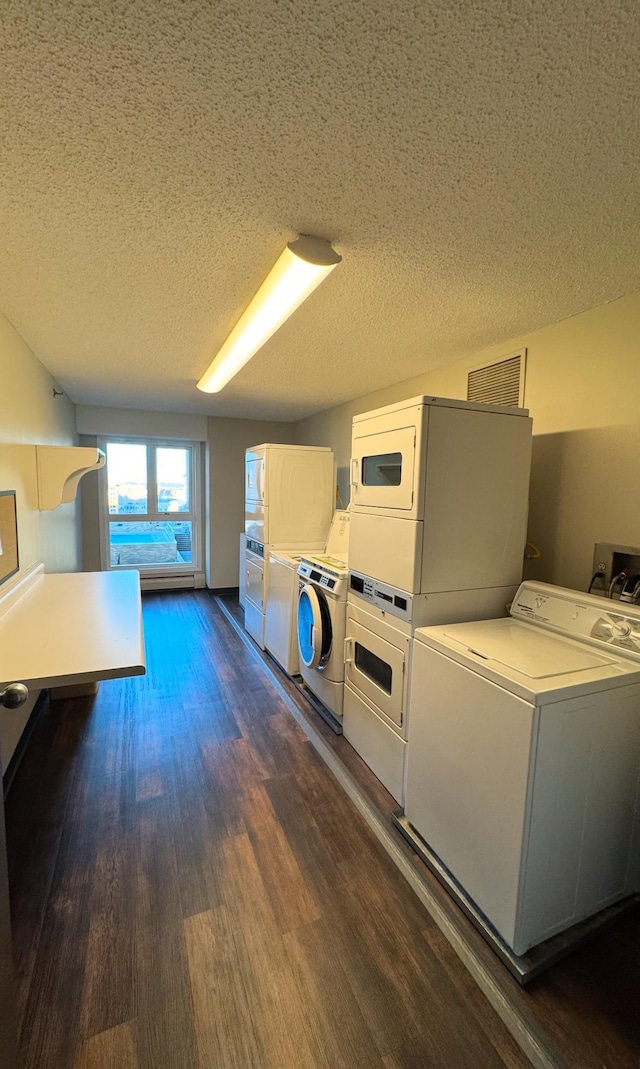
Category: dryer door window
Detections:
[
  {"x1": 354, "y1": 643, "x2": 392, "y2": 694},
  {"x1": 351, "y1": 426, "x2": 416, "y2": 511},
  {"x1": 245, "y1": 455, "x2": 265, "y2": 504},
  {"x1": 298, "y1": 585, "x2": 333, "y2": 669}
]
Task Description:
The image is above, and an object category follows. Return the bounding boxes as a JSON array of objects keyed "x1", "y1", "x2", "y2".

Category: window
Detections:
[
  {"x1": 361, "y1": 452, "x2": 403, "y2": 487},
  {"x1": 98, "y1": 437, "x2": 201, "y2": 576}
]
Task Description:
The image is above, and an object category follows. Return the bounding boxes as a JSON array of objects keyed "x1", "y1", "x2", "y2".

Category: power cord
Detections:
[{"x1": 587, "y1": 571, "x2": 606, "y2": 594}]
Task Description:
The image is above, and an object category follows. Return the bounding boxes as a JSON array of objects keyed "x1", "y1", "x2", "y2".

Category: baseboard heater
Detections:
[{"x1": 140, "y1": 573, "x2": 206, "y2": 592}]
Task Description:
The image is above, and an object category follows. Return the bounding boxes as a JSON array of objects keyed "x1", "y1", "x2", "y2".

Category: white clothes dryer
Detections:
[
  {"x1": 403, "y1": 581, "x2": 640, "y2": 966},
  {"x1": 348, "y1": 395, "x2": 532, "y2": 594}
]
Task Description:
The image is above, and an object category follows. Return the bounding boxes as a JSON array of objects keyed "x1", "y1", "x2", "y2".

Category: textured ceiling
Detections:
[{"x1": 1, "y1": 0, "x2": 640, "y2": 422}]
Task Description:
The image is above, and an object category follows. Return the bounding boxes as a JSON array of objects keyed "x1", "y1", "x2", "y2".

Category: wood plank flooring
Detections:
[
  {"x1": 219, "y1": 595, "x2": 640, "y2": 1069},
  {"x1": 5, "y1": 590, "x2": 532, "y2": 1069}
]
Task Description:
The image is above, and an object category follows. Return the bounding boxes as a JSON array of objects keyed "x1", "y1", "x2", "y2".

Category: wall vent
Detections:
[{"x1": 467, "y1": 351, "x2": 526, "y2": 408}]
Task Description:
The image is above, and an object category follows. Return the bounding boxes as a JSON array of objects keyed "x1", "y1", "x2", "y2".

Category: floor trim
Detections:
[{"x1": 213, "y1": 596, "x2": 567, "y2": 1069}]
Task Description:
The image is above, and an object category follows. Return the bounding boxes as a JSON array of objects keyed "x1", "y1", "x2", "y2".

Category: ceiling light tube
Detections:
[{"x1": 197, "y1": 234, "x2": 342, "y2": 393}]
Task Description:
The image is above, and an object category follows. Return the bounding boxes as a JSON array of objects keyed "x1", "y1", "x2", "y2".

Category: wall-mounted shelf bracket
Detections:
[{"x1": 35, "y1": 446, "x2": 105, "y2": 511}]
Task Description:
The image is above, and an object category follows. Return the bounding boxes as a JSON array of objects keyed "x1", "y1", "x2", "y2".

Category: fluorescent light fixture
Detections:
[{"x1": 197, "y1": 234, "x2": 341, "y2": 393}]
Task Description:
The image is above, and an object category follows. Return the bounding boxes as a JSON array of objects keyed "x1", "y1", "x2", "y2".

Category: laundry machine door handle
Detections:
[
  {"x1": 350, "y1": 458, "x2": 360, "y2": 488},
  {"x1": 344, "y1": 636, "x2": 355, "y2": 666}
]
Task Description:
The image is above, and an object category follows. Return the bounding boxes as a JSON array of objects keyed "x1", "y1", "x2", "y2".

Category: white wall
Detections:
[
  {"x1": 0, "y1": 314, "x2": 81, "y2": 771},
  {"x1": 292, "y1": 290, "x2": 640, "y2": 593}
]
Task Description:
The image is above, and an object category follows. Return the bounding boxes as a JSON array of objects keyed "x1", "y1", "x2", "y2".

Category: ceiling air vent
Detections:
[{"x1": 467, "y1": 351, "x2": 526, "y2": 408}]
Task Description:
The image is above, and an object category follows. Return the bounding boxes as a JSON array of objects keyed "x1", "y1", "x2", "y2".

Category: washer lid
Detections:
[
  {"x1": 269, "y1": 551, "x2": 304, "y2": 567},
  {"x1": 415, "y1": 617, "x2": 640, "y2": 704},
  {"x1": 440, "y1": 620, "x2": 616, "y2": 678}
]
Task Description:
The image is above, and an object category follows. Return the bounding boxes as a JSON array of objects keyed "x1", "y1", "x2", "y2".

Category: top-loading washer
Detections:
[
  {"x1": 264, "y1": 550, "x2": 304, "y2": 675},
  {"x1": 402, "y1": 581, "x2": 640, "y2": 969},
  {"x1": 296, "y1": 511, "x2": 350, "y2": 721},
  {"x1": 343, "y1": 571, "x2": 521, "y2": 804}
]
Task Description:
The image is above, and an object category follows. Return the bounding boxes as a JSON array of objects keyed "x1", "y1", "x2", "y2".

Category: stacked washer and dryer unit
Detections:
[
  {"x1": 244, "y1": 444, "x2": 335, "y2": 650},
  {"x1": 344, "y1": 395, "x2": 533, "y2": 804}
]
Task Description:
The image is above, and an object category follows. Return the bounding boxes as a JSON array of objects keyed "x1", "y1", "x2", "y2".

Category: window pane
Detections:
[
  {"x1": 109, "y1": 521, "x2": 192, "y2": 567},
  {"x1": 107, "y1": 443, "x2": 148, "y2": 514},
  {"x1": 157, "y1": 448, "x2": 190, "y2": 513},
  {"x1": 362, "y1": 452, "x2": 402, "y2": 486}
]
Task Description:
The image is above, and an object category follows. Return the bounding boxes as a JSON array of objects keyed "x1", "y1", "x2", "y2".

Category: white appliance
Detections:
[
  {"x1": 239, "y1": 532, "x2": 246, "y2": 608},
  {"x1": 264, "y1": 550, "x2": 304, "y2": 675},
  {"x1": 244, "y1": 538, "x2": 267, "y2": 646},
  {"x1": 244, "y1": 443, "x2": 335, "y2": 648},
  {"x1": 404, "y1": 581, "x2": 640, "y2": 960},
  {"x1": 245, "y1": 443, "x2": 334, "y2": 548},
  {"x1": 297, "y1": 511, "x2": 350, "y2": 720},
  {"x1": 344, "y1": 596, "x2": 410, "y2": 802},
  {"x1": 343, "y1": 574, "x2": 517, "y2": 804},
  {"x1": 349, "y1": 395, "x2": 532, "y2": 594}
]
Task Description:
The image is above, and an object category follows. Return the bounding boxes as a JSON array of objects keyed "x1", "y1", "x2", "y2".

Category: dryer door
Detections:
[
  {"x1": 297, "y1": 584, "x2": 333, "y2": 669},
  {"x1": 344, "y1": 613, "x2": 409, "y2": 730},
  {"x1": 351, "y1": 424, "x2": 417, "y2": 512}
]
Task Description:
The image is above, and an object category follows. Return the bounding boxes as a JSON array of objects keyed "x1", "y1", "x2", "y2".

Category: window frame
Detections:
[{"x1": 97, "y1": 435, "x2": 203, "y2": 578}]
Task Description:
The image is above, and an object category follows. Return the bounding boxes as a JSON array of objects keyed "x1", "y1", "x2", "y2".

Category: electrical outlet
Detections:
[{"x1": 593, "y1": 543, "x2": 640, "y2": 595}]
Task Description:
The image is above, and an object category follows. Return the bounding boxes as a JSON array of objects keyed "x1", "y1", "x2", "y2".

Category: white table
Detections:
[{"x1": 0, "y1": 565, "x2": 145, "y2": 691}]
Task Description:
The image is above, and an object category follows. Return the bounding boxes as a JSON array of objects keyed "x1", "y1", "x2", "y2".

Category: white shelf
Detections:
[{"x1": 35, "y1": 445, "x2": 105, "y2": 510}]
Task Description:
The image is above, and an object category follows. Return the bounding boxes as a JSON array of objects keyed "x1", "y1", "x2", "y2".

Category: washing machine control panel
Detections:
[
  {"x1": 511, "y1": 582, "x2": 640, "y2": 657},
  {"x1": 298, "y1": 558, "x2": 348, "y2": 598}
]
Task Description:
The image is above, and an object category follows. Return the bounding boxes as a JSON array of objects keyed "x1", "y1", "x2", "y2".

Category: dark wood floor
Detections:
[
  {"x1": 220, "y1": 595, "x2": 640, "y2": 1069},
  {"x1": 4, "y1": 590, "x2": 534, "y2": 1069}
]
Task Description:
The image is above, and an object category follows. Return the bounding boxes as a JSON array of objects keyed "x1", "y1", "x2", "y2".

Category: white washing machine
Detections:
[
  {"x1": 296, "y1": 511, "x2": 350, "y2": 720},
  {"x1": 264, "y1": 551, "x2": 304, "y2": 675},
  {"x1": 404, "y1": 581, "x2": 640, "y2": 962}
]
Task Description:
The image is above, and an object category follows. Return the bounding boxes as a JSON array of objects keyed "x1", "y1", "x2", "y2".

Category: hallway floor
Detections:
[
  {"x1": 5, "y1": 590, "x2": 640, "y2": 1069},
  {"x1": 5, "y1": 590, "x2": 532, "y2": 1069}
]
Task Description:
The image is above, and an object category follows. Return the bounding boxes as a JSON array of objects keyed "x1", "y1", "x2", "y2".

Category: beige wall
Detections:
[
  {"x1": 76, "y1": 405, "x2": 208, "y2": 441},
  {"x1": 0, "y1": 315, "x2": 80, "y2": 574},
  {"x1": 0, "y1": 314, "x2": 81, "y2": 771},
  {"x1": 207, "y1": 417, "x2": 293, "y2": 588},
  {"x1": 293, "y1": 290, "x2": 640, "y2": 593}
]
